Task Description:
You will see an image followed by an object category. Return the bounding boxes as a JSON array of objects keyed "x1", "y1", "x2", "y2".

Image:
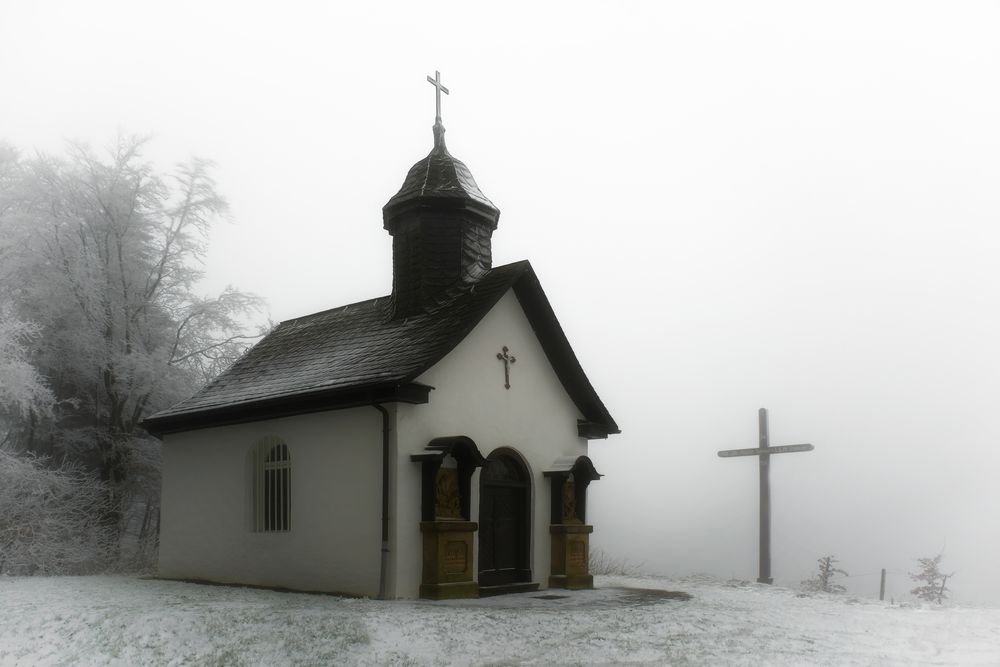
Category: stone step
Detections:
[{"x1": 478, "y1": 582, "x2": 540, "y2": 597}]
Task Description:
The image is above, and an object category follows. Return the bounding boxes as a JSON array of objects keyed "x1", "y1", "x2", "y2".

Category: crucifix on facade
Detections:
[
  {"x1": 718, "y1": 408, "x2": 813, "y2": 584},
  {"x1": 496, "y1": 346, "x2": 516, "y2": 390},
  {"x1": 426, "y1": 70, "x2": 449, "y2": 123}
]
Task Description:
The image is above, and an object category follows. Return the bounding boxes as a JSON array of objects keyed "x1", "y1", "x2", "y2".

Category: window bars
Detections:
[{"x1": 254, "y1": 438, "x2": 290, "y2": 532}]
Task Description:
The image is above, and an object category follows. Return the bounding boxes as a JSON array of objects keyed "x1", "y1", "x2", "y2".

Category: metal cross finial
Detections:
[
  {"x1": 426, "y1": 70, "x2": 449, "y2": 123},
  {"x1": 496, "y1": 346, "x2": 516, "y2": 390}
]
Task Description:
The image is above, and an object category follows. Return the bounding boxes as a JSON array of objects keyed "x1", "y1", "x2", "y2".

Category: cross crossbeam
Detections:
[
  {"x1": 718, "y1": 408, "x2": 814, "y2": 584},
  {"x1": 718, "y1": 444, "x2": 814, "y2": 458}
]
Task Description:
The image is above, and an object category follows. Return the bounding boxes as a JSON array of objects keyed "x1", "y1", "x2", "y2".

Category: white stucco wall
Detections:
[
  {"x1": 392, "y1": 289, "x2": 589, "y2": 598},
  {"x1": 158, "y1": 408, "x2": 384, "y2": 596}
]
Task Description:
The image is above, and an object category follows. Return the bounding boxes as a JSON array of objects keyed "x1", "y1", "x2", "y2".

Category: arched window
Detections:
[{"x1": 253, "y1": 437, "x2": 290, "y2": 532}]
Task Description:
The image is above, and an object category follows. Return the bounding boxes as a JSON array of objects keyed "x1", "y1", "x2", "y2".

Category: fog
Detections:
[{"x1": 2, "y1": 2, "x2": 998, "y2": 602}]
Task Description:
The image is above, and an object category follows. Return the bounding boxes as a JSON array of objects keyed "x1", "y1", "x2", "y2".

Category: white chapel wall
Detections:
[
  {"x1": 393, "y1": 289, "x2": 589, "y2": 598},
  {"x1": 158, "y1": 407, "x2": 383, "y2": 596}
]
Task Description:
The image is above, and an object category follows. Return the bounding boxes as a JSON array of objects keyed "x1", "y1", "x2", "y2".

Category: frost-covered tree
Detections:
[
  {"x1": 801, "y1": 555, "x2": 848, "y2": 593},
  {"x1": 910, "y1": 553, "x2": 952, "y2": 604},
  {"x1": 0, "y1": 306, "x2": 55, "y2": 444},
  {"x1": 0, "y1": 136, "x2": 262, "y2": 559}
]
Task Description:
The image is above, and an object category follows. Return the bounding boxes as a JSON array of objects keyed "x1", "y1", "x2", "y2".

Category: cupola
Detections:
[{"x1": 383, "y1": 72, "x2": 500, "y2": 319}]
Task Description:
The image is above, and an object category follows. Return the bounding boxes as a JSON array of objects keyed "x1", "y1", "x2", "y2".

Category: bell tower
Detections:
[{"x1": 382, "y1": 72, "x2": 500, "y2": 318}]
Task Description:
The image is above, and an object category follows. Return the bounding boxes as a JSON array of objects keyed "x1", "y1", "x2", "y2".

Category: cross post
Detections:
[
  {"x1": 426, "y1": 70, "x2": 449, "y2": 124},
  {"x1": 758, "y1": 408, "x2": 772, "y2": 584},
  {"x1": 718, "y1": 408, "x2": 813, "y2": 585}
]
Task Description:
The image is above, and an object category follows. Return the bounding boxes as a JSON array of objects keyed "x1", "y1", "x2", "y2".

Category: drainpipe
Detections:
[{"x1": 372, "y1": 404, "x2": 390, "y2": 600}]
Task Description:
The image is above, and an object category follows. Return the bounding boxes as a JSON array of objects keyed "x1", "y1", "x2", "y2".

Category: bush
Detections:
[
  {"x1": 801, "y1": 555, "x2": 848, "y2": 594},
  {"x1": 0, "y1": 447, "x2": 115, "y2": 575},
  {"x1": 910, "y1": 553, "x2": 952, "y2": 604}
]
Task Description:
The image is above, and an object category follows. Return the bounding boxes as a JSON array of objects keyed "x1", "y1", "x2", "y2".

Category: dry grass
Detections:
[{"x1": 589, "y1": 547, "x2": 644, "y2": 576}]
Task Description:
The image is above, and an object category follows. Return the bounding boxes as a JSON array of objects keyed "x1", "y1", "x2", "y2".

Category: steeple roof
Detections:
[{"x1": 382, "y1": 122, "x2": 499, "y2": 228}]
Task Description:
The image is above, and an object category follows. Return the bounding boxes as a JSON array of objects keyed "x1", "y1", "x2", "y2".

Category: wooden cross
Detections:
[
  {"x1": 496, "y1": 346, "x2": 516, "y2": 390},
  {"x1": 426, "y1": 70, "x2": 449, "y2": 123},
  {"x1": 718, "y1": 408, "x2": 813, "y2": 584}
]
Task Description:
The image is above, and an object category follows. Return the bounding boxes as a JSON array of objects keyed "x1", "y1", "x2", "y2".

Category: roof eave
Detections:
[
  {"x1": 577, "y1": 420, "x2": 620, "y2": 440},
  {"x1": 141, "y1": 381, "x2": 432, "y2": 438},
  {"x1": 382, "y1": 195, "x2": 500, "y2": 232}
]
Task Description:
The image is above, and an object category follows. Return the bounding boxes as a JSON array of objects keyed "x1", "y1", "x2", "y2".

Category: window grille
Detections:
[{"x1": 253, "y1": 438, "x2": 290, "y2": 532}]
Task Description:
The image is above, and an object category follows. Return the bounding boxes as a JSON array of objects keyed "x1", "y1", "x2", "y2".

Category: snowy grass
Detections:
[{"x1": 1, "y1": 574, "x2": 998, "y2": 665}]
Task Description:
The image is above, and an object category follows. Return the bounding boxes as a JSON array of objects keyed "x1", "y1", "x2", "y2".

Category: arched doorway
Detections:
[{"x1": 478, "y1": 449, "x2": 531, "y2": 588}]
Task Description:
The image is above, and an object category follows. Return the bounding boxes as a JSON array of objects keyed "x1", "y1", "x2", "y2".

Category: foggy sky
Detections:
[{"x1": 2, "y1": 1, "x2": 998, "y2": 602}]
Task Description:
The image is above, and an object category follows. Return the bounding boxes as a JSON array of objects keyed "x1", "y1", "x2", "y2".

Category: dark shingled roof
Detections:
[{"x1": 142, "y1": 261, "x2": 619, "y2": 438}]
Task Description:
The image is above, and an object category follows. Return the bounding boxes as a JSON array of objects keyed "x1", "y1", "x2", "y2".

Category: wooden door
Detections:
[{"x1": 479, "y1": 451, "x2": 531, "y2": 587}]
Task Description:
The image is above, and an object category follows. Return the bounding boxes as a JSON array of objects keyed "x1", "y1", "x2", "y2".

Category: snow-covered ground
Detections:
[{"x1": 1, "y1": 575, "x2": 997, "y2": 666}]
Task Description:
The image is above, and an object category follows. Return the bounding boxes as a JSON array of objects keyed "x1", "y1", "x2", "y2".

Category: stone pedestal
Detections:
[
  {"x1": 549, "y1": 524, "x2": 594, "y2": 590},
  {"x1": 419, "y1": 521, "x2": 479, "y2": 600}
]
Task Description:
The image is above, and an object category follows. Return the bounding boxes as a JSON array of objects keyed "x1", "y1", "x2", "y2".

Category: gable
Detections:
[{"x1": 412, "y1": 290, "x2": 586, "y2": 437}]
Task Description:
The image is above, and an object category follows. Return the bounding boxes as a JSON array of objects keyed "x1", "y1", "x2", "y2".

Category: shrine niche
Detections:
[
  {"x1": 543, "y1": 456, "x2": 602, "y2": 590},
  {"x1": 410, "y1": 436, "x2": 486, "y2": 599},
  {"x1": 435, "y1": 458, "x2": 462, "y2": 520}
]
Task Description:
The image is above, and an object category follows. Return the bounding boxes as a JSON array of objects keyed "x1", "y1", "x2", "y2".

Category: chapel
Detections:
[{"x1": 143, "y1": 73, "x2": 620, "y2": 599}]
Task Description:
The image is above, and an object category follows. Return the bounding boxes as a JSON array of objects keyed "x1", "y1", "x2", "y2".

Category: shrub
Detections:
[{"x1": 0, "y1": 447, "x2": 114, "y2": 574}]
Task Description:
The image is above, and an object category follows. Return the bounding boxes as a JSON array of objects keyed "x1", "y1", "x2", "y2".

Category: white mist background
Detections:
[{"x1": 2, "y1": 1, "x2": 998, "y2": 602}]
